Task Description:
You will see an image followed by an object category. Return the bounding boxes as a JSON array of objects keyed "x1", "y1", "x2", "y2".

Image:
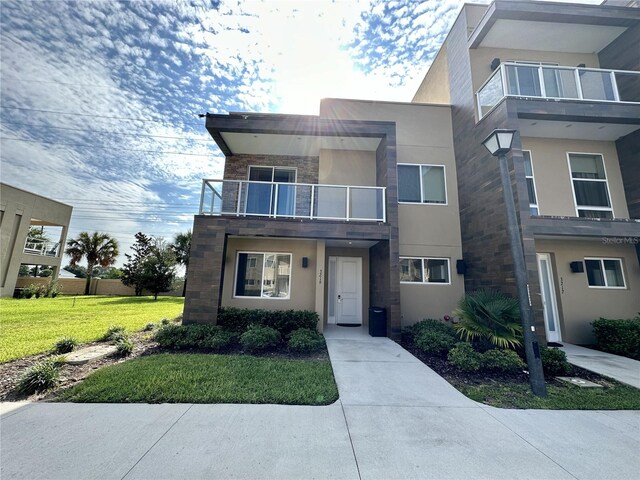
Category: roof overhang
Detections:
[
  {"x1": 469, "y1": 1, "x2": 639, "y2": 53},
  {"x1": 205, "y1": 113, "x2": 390, "y2": 156}
]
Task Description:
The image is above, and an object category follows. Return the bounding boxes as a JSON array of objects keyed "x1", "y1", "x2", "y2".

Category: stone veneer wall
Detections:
[{"x1": 223, "y1": 154, "x2": 319, "y2": 183}]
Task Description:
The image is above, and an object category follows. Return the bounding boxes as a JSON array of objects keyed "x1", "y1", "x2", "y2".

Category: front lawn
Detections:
[
  {"x1": 0, "y1": 296, "x2": 184, "y2": 363},
  {"x1": 58, "y1": 353, "x2": 338, "y2": 405}
]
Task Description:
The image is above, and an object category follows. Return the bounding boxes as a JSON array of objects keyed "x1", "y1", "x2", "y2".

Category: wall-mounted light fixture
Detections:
[
  {"x1": 456, "y1": 259, "x2": 467, "y2": 275},
  {"x1": 569, "y1": 261, "x2": 584, "y2": 273},
  {"x1": 490, "y1": 58, "x2": 501, "y2": 71},
  {"x1": 302, "y1": 257, "x2": 309, "y2": 268}
]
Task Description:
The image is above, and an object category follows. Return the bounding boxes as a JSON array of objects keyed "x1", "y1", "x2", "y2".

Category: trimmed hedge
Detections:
[
  {"x1": 288, "y1": 328, "x2": 325, "y2": 353},
  {"x1": 409, "y1": 319, "x2": 459, "y2": 356},
  {"x1": 153, "y1": 324, "x2": 237, "y2": 352},
  {"x1": 240, "y1": 325, "x2": 281, "y2": 352},
  {"x1": 217, "y1": 308, "x2": 318, "y2": 337},
  {"x1": 540, "y1": 346, "x2": 573, "y2": 376},
  {"x1": 592, "y1": 316, "x2": 640, "y2": 360}
]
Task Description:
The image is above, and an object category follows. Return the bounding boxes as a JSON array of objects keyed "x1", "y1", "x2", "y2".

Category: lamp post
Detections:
[{"x1": 482, "y1": 129, "x2": 547, "y2": 397}]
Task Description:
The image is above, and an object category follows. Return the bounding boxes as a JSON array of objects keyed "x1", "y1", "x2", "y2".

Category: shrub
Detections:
[
  {"x1": 17, "y1": 359, "x2": 61, "y2": 394},
  {"x1": 102, "y1": 325, "x2": 127, "y2": 342},
  {"x1": 541, "y1": 346, "x2": 573, "y2": 376},
  {"x1": 115, "y1": 336, "x2": 134, "y2": 356},
  {"x1": 45, "y1": 280, "x2": 61, "y2": 298},
  {"x1": 448, "y1": 343, "x2": 482, "y2": 372},
  {"x1": 481, "y1": 348, "x2": 526, "y2": 373},
  {"x1": 592, "y1": 316, "x2": 640, "y2": 360},
  {"x1": 200, "y1": 329, "x2": 237, "y2": 352},
  {"x1": 160, "y1": 317, "x2": 172, "y2": 325},
  {"x1": 452, "y1": 290, "x2": 522, "y2": 349},
  {"x1": 143, "y1": 322, "x2": 157, "y2": 332},
  {"x1": 53, "y1": 336, "x2": 79, "y2": 354},
  {"x1": 218, "y1": 308, "x2": 318, "y2": 336},
  {"x1": 240, "y1": 325, "x2": 281, "y2": 352},
  {"x1": 288, "y1": 328, "x2": 325, "y2": 353},
  {"x1": 153, "y1": 324, "x2": 236, "y2": 351},
  {"x1": 411, "y1": 319, "x2": 458, "y2": 356}
]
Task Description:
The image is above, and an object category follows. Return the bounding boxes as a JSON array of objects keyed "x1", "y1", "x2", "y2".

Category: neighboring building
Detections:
[
  {"x1": 414, "y1": 0, "x2": 640, "y2": 344},
  {"x1": 184, "y1": 0, "x2": 640, "y2": 345},
  {"x1": 0, "y1": 183, "x2": 73, "y2": 297}
]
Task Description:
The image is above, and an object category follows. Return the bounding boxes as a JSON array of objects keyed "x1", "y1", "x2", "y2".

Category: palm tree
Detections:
[
  {"x1": 65, "y1": 232, "x2": 119, "y2": 295},
  {"x1": 170, "y1": 230, "x2": 191, "y2": 297}
]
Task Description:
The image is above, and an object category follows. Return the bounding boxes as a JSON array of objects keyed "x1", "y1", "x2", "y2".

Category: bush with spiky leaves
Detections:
[{"x1": 452, "y1": 290, "x2": 523, "y2": 349}]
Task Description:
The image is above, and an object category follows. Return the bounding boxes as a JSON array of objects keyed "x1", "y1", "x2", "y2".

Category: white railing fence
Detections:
[{"x1": 23, "y1": 237, "x2": 60, "y2": 257}]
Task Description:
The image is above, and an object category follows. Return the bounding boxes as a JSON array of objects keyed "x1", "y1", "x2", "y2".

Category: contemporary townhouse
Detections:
[
  {"x1": 184, "y1": 100, "x2": 464, "y2": 339},
  {"x1": 414, "y1": 0, "x2": 640, "y2": 344},
  {"x1": 184, "y1": 0, "x2": 640, "y2": 345}
]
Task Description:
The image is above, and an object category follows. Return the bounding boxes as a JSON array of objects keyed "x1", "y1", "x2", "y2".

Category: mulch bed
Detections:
[
  {"x1": 401, "y1": 341, "x2": 613, "y2": 389},
  {"x1": 0, "y1": 332, "x2": 329, "y2": 402}
]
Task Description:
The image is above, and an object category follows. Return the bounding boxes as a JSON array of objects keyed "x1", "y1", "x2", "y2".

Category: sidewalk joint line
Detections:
[
  {"x1": 339, "y1": 399, "x2": 362, "y2": 480},
  {"x1": 120, "y1": 404, "x2": 194, "y2": 480}
]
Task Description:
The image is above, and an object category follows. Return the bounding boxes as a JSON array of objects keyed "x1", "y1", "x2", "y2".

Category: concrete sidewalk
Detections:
[
  {"x1": 1, "y1": 333, "x2": 639, "y2": 480},
  {"x1": 560, "y1": 343, "x2": 640, "y2": 388}
]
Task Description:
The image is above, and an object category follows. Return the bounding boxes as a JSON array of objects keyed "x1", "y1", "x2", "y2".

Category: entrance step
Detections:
[{"x1": 64, "y1": 345, "x2": 117, "y2": 365}]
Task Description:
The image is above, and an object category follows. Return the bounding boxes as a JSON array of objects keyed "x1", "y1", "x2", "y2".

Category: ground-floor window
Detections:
[
  {"x1": 234, "y1": 252, "x2": 292, "y2": 298},
  {"x1": 585, "y1": 257, "x2": 625, "y2": 288},
  {"x1": 399, "y1": 257, "x2": 450, "y2": 284}
]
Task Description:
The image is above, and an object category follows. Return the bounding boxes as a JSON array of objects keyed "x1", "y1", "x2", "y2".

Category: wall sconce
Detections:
[
  {"x1": 302, "y1": 257, "x2": 309, "y2": 268},
  {"x1": 456, "y1": 259, "x2": 467, "y2": 275},
  {"x1": 570, "y1": 261, "x2": 584, "y2": 273},
  {"x1": 490, "y1": 58, "x2": 501, "y2": 71}
]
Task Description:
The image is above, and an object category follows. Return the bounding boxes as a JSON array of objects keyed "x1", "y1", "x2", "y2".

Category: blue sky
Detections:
[{"x1": 0, "y1": 0, "x2": 598, "y2": 265}]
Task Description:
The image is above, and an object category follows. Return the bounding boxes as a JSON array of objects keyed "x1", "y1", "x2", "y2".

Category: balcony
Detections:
[
  {"x1": 23, "y1": 237, "x2": 61, "y2": 257},
  {"x1": 477, "y1": 63, "x2": 640, "y2": 119},
  {"x1": 200, "y1": 179, "x2": 386, "y2": 222}
]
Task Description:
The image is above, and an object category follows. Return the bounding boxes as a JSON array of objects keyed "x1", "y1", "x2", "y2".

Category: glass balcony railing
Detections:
[
  {"x1": 200, "y1": 179, "x2": 386, "y2": 222},
  {"x1": 477, "y1": 62, "x2": 640, "y2": 118}
]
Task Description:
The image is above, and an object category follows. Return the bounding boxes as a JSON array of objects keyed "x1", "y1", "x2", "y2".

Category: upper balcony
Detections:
[
  {"x1": 477, "y1": 63, "x2": 640, "y2": 119},
  {"x1": 23, "y1": 237, "x2": 61, "y2": 257},
  {"x1": 200, "y1": 179, "x2": 386, "y2": 223}
]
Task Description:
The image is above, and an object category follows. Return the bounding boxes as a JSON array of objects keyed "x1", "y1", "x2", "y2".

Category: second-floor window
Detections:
[
  {"x1": 397, "y1": 164, "x2": 446, "y2": 204},
  {"x1": 523, "y1": 151, "x2": 539, "y2": 215},
  {"x1": 246, "y1": 167, "x2": 296, "y2": 216},
  {"x1": 568, "y1": 153, "x2": 613, "y2": 219}
]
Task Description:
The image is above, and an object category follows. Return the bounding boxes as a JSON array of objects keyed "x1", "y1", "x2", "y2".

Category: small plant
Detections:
[
  {"x1": 481, "y1": 348, "x2": 526, "y2": 373},
  {"x1": 541, "y1": 346, "x2": 573, "y2": 376},
  {"x1": 102, "y1": 324, "x2": 127, "y2": 341},
  {"x1": 288, "y1": 328, "x2": 325, "y2": 353},
  {"x1": 53, "y1": 336, "x2": 79, "y2": 354},
  {"x1": 115, "y1": 336, "x2": 134, "y2": 356},
  {"x1": 45, "y1": 280, "x2": 61, "y2": 298},
  {"x1": 592, "y1": 316, "x2": 640, "y2": 360},
  {"x1": 452, "y1": 290, "x2": 523, "y2": 349},
  {"x1": 160, "y1": 317, "x2": 172, "y2": 325},
  {"x1": 240, "y1": 325, "x2": 281, "y2": 352},
  {"x1": 143, "y1": 322, "x2": 157, "y2": 332},
  {"x1": 16, "y1": 359, "x2": 61, "y2": 394},
  {"x1": 448, "y1": 343, "x2": 482, "y2": 372}
]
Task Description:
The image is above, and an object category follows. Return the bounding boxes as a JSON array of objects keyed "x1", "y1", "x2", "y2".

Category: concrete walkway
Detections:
[
  {"x1": 1, "y1": 331, "x2": 639, "y2": 480},
  {"x1": 560, "y1": 343, "x2": 640, "y2": 389}
]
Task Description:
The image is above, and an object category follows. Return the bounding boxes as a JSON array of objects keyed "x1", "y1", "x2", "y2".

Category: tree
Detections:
[
  {"x1": 28, "y1": 226, "x2": 49, "y2": 242},
  {"x1": 121, "y1": 232, "x2": 153, "y2": 296},
  {"x1": 170, "y1": 230, "x2": 192, "y2": 297},
  {"x1": 63, "y1": 264, "x2": 87, "y2": 278},
  {"x1": 65, "y1": 232, "x2": 119, "y2": 295},
  {"x1": 140, "y1": 240, "x2": 177, "y2": 300},
  {"x1": 18, "y1": 265, "x2": 30, "y2": 277}
]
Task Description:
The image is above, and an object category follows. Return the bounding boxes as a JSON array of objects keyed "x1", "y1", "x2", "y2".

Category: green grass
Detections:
[
  {"x1": 58, "y1": 354, "x2": 339, "y2": 405},
  {"x1": 457, "y1": 381, "x2": 640, "y2": 409},
  {"x1": 0, "y1": 296, "x2": 184, "y2": 363}
]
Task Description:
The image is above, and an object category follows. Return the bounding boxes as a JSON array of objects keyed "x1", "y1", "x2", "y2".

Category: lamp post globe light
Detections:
[{"x1": 482, "y1": 129, "x2": 547, "y2": 397}]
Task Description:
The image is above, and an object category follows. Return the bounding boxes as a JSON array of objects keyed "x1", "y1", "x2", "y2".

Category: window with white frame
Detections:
[
  {"x1": 399, "y1": 257, "x2": 450, "y2": 284},
  {"x1": 585, "y1": 258, "x2": 625, "y2": 288},
  {"x1": 523, "y1": 151, "x2": 539, "y2": 215},
  {"x1": 234, "y1": 252, "x2": 292, "y2": 298},
  {"x1": 397, "y1": 164, "x2": 446, "y2": 204},
  {"x1": 568, "y1": 153, "x2": 613, "y2": 219}
]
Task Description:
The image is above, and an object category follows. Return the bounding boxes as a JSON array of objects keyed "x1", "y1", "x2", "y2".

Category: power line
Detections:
[
  {"x1": 1, "y1": 137, "x2": 216, "y2": 156},
  {"x1": 1, "y1": 121, "x2": 213, "y2": 142}
]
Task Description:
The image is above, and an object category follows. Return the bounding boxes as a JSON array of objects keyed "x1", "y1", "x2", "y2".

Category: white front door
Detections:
[
  {"x1": 327, "y1": 257, "x2": 362, "y2": 325},
  {"x1": 537, "y1": 253, "x2": 562, "y2": 343}
]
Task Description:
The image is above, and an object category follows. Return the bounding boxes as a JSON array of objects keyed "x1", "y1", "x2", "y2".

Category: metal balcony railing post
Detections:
[
  {"x1": 236, "y1": 181, "x2": 243, "y2": 216},
  {"x1": 610, "y1": 71, "x2": 620, "y2": 102},
  {"x1": 199, "y1": 180, "x2": 206, "y2": 214},
  {"x1": 310, "y1": 185, "x2": 315, "y2": 219},
  {"x1": 346, "y1": 186, "x2": 350, "y2": 221}
]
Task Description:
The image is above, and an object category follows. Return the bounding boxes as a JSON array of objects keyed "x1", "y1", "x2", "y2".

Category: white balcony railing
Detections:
[
  {"x1": 477, "y1": 62, "x2": 640, "y2": 118},
  {"x1": 200, "y1": 179, "x2": 386, "y2": 222},
  {"x1": 23, "y1": 237, "x2": 60, "y2": 257}
]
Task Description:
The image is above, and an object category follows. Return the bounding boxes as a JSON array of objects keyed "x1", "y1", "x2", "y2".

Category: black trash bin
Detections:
[{"x1": 368, "y1": 307, "x2": 387, "y2": 337}]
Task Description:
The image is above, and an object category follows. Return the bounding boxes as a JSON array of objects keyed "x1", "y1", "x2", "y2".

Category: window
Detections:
[
  {"x1": 568, "y1": 153, "x2": 613, "y2": 219},
  {"x1": 585, "y1": 258, "x2": 625, "y2": 288},
  {"x1": 399, "y1": 257, "x2": 450, "y2": 284},
  {"x1": 246, "y1": 167, "x2": 296, "y2": 216},
  {"x1": 234, "y1": 252, "x2": 292, "y2": 298},
  {"x1": 523, "y1": 151, "x2": 539, "y2": 215},
  {"x1": 397, "y1": 164, "x2": 446, "y2": 204}
]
